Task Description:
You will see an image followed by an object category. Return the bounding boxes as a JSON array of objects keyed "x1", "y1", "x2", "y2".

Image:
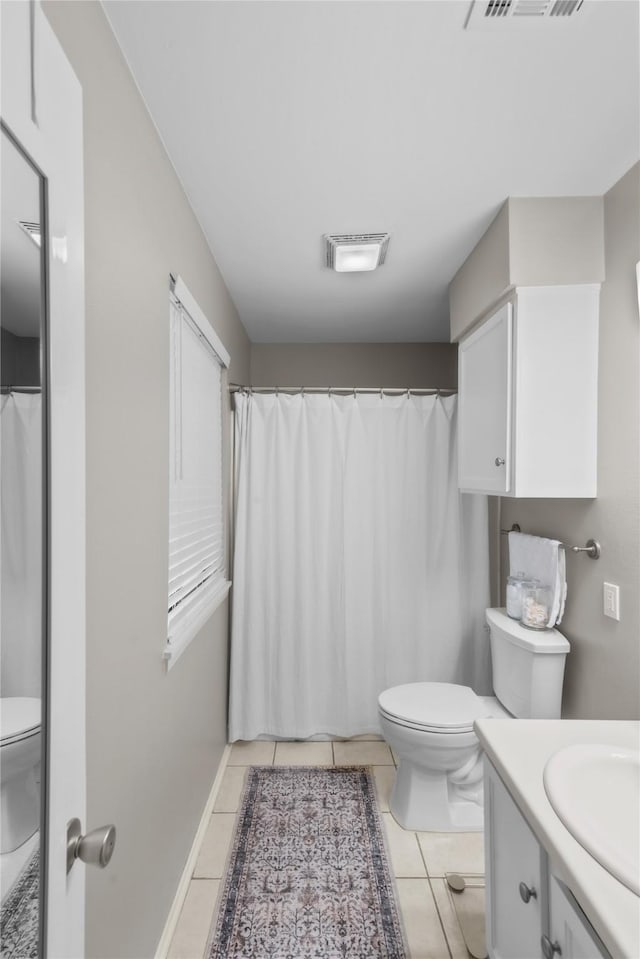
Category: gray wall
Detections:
[
  {"x1": 449, "y1": 198, "x2": 605, "y2": 342},
  {"x1": 501, "y1": 163, "x2": 640, "y2": 720},
  {"x1": 42, "y1": 4, "x2": 250, "y2": 957},
  {"x1": 250, "y1": 342, "x2": 457, "y2": 389}
]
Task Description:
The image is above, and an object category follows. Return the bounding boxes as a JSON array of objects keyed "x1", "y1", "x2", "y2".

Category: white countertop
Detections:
[{"x1": 474, "y1": 719, "x2": 640, "y2": 959}]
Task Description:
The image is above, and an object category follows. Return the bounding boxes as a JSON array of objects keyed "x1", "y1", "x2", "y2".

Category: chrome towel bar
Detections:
[{"x1": 500, "y1": 524, "x2": 601, "y2": 559}]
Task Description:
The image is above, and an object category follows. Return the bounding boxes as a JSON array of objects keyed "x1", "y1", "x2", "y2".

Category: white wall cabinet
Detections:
[
  {"x1": 458, "y1": 285, "x2": 599, "y2": 497},
  {"x1": 485, "y1": 762, "x2": 610, "y2": 959}
]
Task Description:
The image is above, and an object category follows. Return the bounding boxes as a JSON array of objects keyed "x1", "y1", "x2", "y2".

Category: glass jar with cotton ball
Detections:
[
  {"x1": 506, "y1": 574, "x2": 538, "y2": 620},
  {"x1": 520, "y1": 585, "x2": 553, "y2": 630}
]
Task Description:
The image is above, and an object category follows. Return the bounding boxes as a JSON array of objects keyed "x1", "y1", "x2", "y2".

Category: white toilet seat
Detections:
[
  {"x1": 0, "y1": 698, "x2": 41, "y2": 747},
  {"x1": 378, "y1": 682, "x2": 492, "y2": 734},
  {"x1": 0, "y1": 697, "x2": 42, "y2": 853}
]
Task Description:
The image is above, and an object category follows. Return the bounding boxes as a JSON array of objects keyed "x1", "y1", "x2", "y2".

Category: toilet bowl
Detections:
[
  {"x1": 378, "y1": 608, "x2": 570, "y2": 832},
  {"x1": 379, "y1": 683, "x2": 509, "y2": 831},
  {"x1": 0, "y1": 697, "x2": 41, "y2": 853}
]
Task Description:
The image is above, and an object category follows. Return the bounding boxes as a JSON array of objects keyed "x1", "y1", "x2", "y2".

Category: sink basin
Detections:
[{"x1": 544, "y1": 743, "x2": 640, "y2": 896}]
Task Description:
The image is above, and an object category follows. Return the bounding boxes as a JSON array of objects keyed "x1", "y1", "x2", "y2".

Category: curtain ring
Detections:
[{"x1": 379, "y1": 388, "x2": 383, "y2": 400}]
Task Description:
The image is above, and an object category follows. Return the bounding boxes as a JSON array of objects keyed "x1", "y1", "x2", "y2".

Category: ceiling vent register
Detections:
[
  {"x1": 325, "y1": 233, "x2": 390, "y2": 272},
  {"x1": 17, "y1": 220, "x2": 42, "y2": 248},
  {"x1": 466, "y1": 0, "x2": 583, "y2": 27}
]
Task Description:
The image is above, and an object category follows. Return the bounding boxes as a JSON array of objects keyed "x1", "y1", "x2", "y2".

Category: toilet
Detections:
[
  {"x1": 0, "y1": 697, "x2": 42, "y2": 853},
  {"x1": 378, "y1": 607, "x2": 570, "y2": 832}
]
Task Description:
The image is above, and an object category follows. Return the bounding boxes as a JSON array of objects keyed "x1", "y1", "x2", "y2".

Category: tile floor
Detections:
[{"x1": 168, "y1": 738, "x2": 485, "y2": 959}]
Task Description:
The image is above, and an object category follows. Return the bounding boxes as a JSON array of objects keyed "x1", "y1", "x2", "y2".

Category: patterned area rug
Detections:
[
  {"x1": 0, "y1": 848, "x2": 39, "y2": 959},
  {"x1": 207, "y1": 766, "x2": 406, "y2": 959}
]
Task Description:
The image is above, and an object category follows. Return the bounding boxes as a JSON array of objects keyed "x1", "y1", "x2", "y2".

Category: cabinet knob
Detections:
[
  {"x1": 541, "y1": 935, "x2": 562, "y2": 959},
  {"x1": 495, "y1": 457, "x2": 505, "y2": 467},
  {"x1": 518, "y1": 881, "x2": 537, "y2": 903}
]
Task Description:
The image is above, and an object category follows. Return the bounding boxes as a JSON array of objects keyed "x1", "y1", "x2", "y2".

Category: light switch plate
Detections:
[{"x1": 603, "y1": 582, "x2": 620, "y2": 621}]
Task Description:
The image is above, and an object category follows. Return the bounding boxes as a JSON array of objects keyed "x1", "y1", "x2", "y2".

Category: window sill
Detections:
[{"x1": 163, "y1": 579, "x2": 231, "y2": 671}]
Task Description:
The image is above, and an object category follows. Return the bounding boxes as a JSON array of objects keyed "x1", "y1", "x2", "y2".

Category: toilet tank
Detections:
[{"x1": 485, "y1": 608, "x2": 570, "y2": 719}]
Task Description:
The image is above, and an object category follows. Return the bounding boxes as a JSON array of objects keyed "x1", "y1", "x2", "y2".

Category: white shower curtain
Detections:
[
  {"x1": 229, "y1": 391, "x2": 490, "y2": 741},
  {"x1": 0, "y1": 393, "x2": 42, "y2": 697}
]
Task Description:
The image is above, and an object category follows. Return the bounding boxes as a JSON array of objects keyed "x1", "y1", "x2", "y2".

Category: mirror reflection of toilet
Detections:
[
  {"x1": 0, "y1": 698, "x2": 42, "y2": 853},
  {"x1": 378, "y1": 608, "x2": 570, "y2": 832}
]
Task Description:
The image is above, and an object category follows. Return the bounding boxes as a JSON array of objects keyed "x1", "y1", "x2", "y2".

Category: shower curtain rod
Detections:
[
  {"x1": 229, "y1": 384, "x2": 457, "y2": 396},
  {"x1": 1, "y1": 385, "x2": 42, "y2": 394}
]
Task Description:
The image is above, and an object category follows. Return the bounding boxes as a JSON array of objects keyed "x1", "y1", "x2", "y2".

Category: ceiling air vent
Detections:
[
  {"x1": 465, "y1": 0, "x2": 583, "y2": 28},
  {"x1": 17, "y1": 220, "x2": 42, "y2": 248},
  {"x1": 324, "y1": 233, "x2": 390, "y2": 272}
]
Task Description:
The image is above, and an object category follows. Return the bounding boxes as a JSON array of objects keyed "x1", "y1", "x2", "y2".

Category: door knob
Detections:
[
  {"x1": 67, "y1": 818, "x2": 116, "y2": 874},
  {"x1": 495, "y1": 457, "x2": 505, "y2": 467}
]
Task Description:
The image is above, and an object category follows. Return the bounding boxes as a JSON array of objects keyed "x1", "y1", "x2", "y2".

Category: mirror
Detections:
[{"x1": 0, "y1": 124, "x2": 47, "y2": 958}]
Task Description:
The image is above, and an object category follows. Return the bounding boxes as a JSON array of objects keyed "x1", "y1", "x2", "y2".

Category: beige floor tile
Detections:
[
  {"x1": 430, "y1": 878, "x2": 471, "y2": 959},
  {"x1": 395, "y1": 878, "x2": 450, "y2": 959},
  {"x1": 194, "y1": 813, "x2": 237, "y2": 879},
  {"x1": 167, "y1": 879, "x2": 220, "y2": 959},
  {"x1": 417, "y1": 831, "x2": 485, "y2": 877},
  {"x1": 348, "y1": 733, "x2": 384, "y2": 741},
  {"x1": 213, "y1": 766, "x2": 247, "y2": 813},
  {"x1": 333, "y1": 741, "x2": 394, "y2": 766},
  {"x1": 228, "y1": 740, "x2": 275, "y2": 765},
  {"x1": 382, "y1": 813, "x2": 427, "y2": 878},
  {"x1": 372, "y1": 765, "x2": 396, "y2": 813},
  {"x1": 273, "y1": 741, "x2": 333, "y2": 765}
]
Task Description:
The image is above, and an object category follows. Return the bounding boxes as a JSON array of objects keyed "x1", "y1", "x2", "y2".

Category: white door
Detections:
[
  {"x1": 1, "y1": 4, "x2": 86, "y2": 955},
  {"x1": 458, "y1": 302, "x2": 513, "y2": 494}
]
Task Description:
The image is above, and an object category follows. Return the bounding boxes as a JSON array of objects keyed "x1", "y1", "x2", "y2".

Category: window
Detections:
[{"x1": 165, "y1": 276, "x2": 230, "y2": 668}]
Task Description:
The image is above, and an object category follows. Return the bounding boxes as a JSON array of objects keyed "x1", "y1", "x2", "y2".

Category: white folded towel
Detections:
[{"x1": 508, "y1": 531, "x2": 567, "y2": 626}]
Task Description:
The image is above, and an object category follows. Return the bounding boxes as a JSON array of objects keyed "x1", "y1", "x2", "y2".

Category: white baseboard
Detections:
[{"x1": 154, "y1": 743, "x2": 231, "y2": 959}]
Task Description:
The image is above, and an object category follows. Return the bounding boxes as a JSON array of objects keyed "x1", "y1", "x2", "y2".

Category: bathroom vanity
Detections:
[{"x1": 475, "y1": 720, "x2": 640, "y2": 959}]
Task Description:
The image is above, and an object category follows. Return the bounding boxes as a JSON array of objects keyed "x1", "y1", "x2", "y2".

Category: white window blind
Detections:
[{"x1": 165, "y1": 278, "x2": 230, "y2": 668}]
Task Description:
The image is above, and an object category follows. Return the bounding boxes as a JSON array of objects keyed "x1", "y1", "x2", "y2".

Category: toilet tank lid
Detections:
[
  {"x1": 378, "y1": 683, "x2": 491, "y2": 730},
  {"x1": 485, "y1": 608, "x2": 570, "y2": 653},
  {"x1": 0, "y1": 697, "x2": 41, "y2": 742}
]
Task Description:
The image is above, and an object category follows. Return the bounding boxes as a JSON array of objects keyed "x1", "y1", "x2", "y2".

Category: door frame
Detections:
[{"x1": 1, "y1": 3, "x2": 86, "y2": 955}]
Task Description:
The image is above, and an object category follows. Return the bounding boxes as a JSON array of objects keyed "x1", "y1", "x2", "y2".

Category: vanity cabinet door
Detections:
[
  {"x1": 546, "y1": 876, "x2": 609, "y2": 959},
  {"x1": 485, "y1": 763, "x2": 544, "y2": 959}
]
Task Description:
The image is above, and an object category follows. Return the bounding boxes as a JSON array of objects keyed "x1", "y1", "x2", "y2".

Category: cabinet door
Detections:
[
  {"x1": 546, "y1": 877, "x2": 609, "y2": 959},
  {"x1": 458, "y1": 302, "x2": 512, "y2": 493},
  {"x1": 485, "y1": 764, "x2": 544, "y2": 959}
]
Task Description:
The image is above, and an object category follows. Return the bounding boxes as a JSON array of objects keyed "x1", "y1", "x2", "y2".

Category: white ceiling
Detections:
[{"x1": 104, "y1": 0, "x2": 639, "y2": 343}]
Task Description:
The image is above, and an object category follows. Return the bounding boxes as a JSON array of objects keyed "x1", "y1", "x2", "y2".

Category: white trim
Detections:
[
  {"x1": 173, "y1": 275, "x2": 230, "y2": 368},
  {"x1": 2, "y1": 4, "x2": 86, "y2": 954},
  {"x1": 164, "y1": 579, "x2": 231, "y2": 670},
  {"x1": 154, "y1": 744, "x2": 232, "y2": 959}
]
